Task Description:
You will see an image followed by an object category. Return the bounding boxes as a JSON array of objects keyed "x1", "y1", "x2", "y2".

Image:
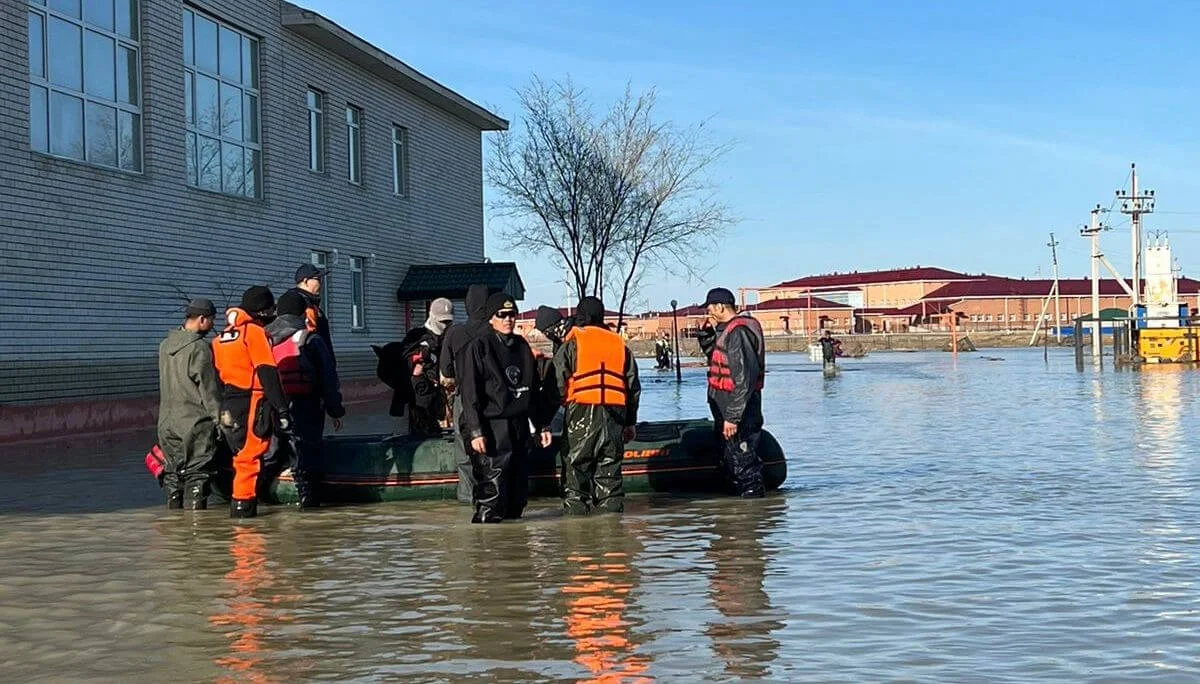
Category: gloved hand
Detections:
[
  {"x1": 276, "y1": 411, "x2": 294, "y2": 435},
  {"x1": 696, "y1": 323, "x2": 718, "y2": 357}
]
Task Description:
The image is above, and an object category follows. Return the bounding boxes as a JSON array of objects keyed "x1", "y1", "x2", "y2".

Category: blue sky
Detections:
[{"x1": 301, "y1": 0, "x2": 1200, "y2": 310}]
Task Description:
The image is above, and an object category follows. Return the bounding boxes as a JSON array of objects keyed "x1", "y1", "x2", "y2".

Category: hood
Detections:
[
  {"x1": 465, "y1": 284, "x2": 490, "y2": 322},
  {"x1": 425, "y1": 318, "x2": 449, "y2": 337},
  {"x1": 266, "y1": 314, "x2": 306, "y2": 346},
  {"x1": 163, "y1": 327, "x2": 204, "y2": 357}
]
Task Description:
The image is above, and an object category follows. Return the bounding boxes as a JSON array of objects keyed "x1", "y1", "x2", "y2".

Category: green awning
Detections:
[
  {"x1": 1076, "y1": 307, "x2": 1129, "y2": 322},
  {"x1": 396, "y1": 261, "x2": 525, "y2": 302}
]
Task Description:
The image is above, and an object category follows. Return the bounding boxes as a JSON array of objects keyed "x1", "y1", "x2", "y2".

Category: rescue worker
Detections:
[
  {"x1": 285, "y1": 264, "x2": 335, "y2": 364},
  {"x1": 552, "y1": 297, "x2": 641, "y2": 515},
  {"x1": 157, "y1": 298, "x2": 222, "y2": 510},
  {"x1": 698, "y1": 287, "x2": 766, "y2": 498},
  {"x1": 818, "y1": 329, "x2": 842, "y2": 370},
  {"x1": 459, "y1": 293, "x2": 553, "y2": 523},
  {"x1": 440, "y1": 284, "x2": 492, "y2": 503},
  {"x1": 403, "y1": 298, "x2": 455, "y2": 436},
  {"x1": 212, "y1": 286, "x2": 292, "y2": 518},
  {"x1": 533, "y1": 305, "x2": 574, "y2": 431},
  {"x1": 266, "y1": 293, "x2": 345, "y2": 509},
  {"x1": 654, "y1": 332, "x2": 673, "y2": 370}
]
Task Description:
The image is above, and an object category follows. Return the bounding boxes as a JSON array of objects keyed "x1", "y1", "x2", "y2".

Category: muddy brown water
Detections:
[{"x1": 2, "y1": 350, "x2": 1199, "y2": 682}]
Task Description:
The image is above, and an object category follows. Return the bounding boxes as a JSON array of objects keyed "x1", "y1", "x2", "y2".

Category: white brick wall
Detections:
[{"x1": 0, "y1": 0, "x2": 490, "y2": 403}]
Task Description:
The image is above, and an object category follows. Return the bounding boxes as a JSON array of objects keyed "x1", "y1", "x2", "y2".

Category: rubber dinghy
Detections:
[{"x1": 264, "y1": 419, "x2": 787, "y2": 504}]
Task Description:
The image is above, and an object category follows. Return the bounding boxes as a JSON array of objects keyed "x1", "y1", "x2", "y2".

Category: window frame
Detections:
[
  {"x1": 183, "y1": 5, "x2": 262, "y2": 198},
  {"x1": 391, "y1": 124, "x2": 408, "y2": 196},
  {"x1": 28, "y1": 0, "x2": 144, "y2": 172},
  {"x1": 349, "y1": 255, "x2": 366, "y2": 330},
  {"x1": 307, "y1": 88, "x2": 324, "y2": 173},
  {"x1": 310, "y1": 249, "x2": 330, "y2": 318},
  {"x1": 346, "y1": 104, "x2": 362, "y2": 185}
]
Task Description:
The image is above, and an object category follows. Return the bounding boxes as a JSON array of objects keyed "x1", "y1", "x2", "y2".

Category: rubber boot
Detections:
[
  {"x1": 230, "y1": 498, "x2": 258, "y2": 519},
  {"x1": 167, "y1": 490, "x2": 184, "y2": 510},
  {"x1": 295, "y1": 476, "x2": 319, "y2": 511},
  {"x1": 188, "y1": 484, "x2": 208, "y2": 511}
]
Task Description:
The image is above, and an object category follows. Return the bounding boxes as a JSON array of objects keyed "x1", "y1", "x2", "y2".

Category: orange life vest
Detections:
[
  {"x1": 271, "y1": 329, "x2": 313, "y2": 396},
  {"x1": 565, "y1": 326, "x2": 628, "y2": 406},
  {"x1": 707, "y1": 315, "x2": 765, "y2": 393},
  {"x1": 212, "y1": 308, "x2": 277, "y2": 393}
]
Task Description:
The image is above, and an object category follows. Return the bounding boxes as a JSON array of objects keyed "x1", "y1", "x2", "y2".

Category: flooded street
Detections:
[{"x1": 2, "y1": 349, "x2": 1199, "y2": 681}]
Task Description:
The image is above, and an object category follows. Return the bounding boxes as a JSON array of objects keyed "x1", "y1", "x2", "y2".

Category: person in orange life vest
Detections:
[
  {"x1": 551, "y1": 297, "x2": 641, "y2": 515},
  {"x1": 698, "y1": 287, "x2": 766, "y2": 498},
  {"x1": 212, "y1": 286, "x2": 292, "y2": 519},
  {"x1": 265, "y1": 293, "x2": 345, "y2": 509},
  {"x1": 284, "y1": 264, "x2": 335, "y2": 366},
  {"x1": 157, "y1": 298, "x2": 222, "y2": 510},
  {"x1": 459, "y1": 293, "x2": 553, "y2": 523}
]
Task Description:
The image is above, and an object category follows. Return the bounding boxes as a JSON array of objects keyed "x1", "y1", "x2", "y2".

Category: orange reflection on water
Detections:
[
  {"x1": 562, "y1": 551, "x2": 652, "y2": 683},
  {"x1": 208, "y1": 525, "x2": 278, "y2": 684}
]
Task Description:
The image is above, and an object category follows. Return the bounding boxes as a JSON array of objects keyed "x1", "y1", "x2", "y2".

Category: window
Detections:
[
  {"x1": 310, "y1": 249, "x2": 330, "y2": 311},
  {"x1": 349, "y1": 255, "x2": 365, "y2": 329},
  {"x1": 28, "y1": 0, "x2": 142, "y2": 171},
  {"x1": 346, "y1": 105, "x2": 362, "y2": 184},
  {"x1": 391, "y1": 124, "x2": 408, "y2": 196},
  {"x1": 183, "y1": 7, "x2": 259, "y2": 197},
  {"x1": 307, "y1": 88, "x2": 323, "y2": 172},
  {"x1": 985, "y1": 315, "x2": 993, "y2": 322}
]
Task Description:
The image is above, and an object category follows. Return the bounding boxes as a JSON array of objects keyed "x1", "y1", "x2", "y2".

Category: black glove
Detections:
[{"x1": 697, "y1": 324, "x2": 718, "y2": 356}]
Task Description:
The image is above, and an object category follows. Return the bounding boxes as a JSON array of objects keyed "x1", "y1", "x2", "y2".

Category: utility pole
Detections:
[
  {"x1": 1117, "y1": 163, "x2": 1156, "y2": 308},
  {"x1": 1048, "y1": 232, "x2": 1062, "y2": 342},
  {"x1": 1081, "y1": 205, "x2": 1109, "y2": 359}
]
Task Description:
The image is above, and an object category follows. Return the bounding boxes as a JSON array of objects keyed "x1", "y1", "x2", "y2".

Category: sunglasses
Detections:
[{"x1": 495, "y1": 311, "x2": 517, "y2": 320}]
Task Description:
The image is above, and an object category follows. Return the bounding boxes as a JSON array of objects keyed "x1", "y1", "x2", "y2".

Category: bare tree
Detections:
[{"x1": 488, "y1": 77, "x2": 732, "y2": 324}]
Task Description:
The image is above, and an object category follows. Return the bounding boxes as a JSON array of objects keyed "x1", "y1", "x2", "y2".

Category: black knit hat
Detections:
[
  {"x1": 576, "y1": 296, "x2": 606, "y2": 327},
  {"x1": 485, "y1": 292, "x2": 518, "y2": 318},
  {"x1": 240, "y1": 286, "x2": 275, "y2": 314},
  {"x1": 276, "y1": 290, "x2": 307, "y2": 317}
]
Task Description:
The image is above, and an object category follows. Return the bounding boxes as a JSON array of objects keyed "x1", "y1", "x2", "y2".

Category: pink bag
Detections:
[{"x1": 145, "y1": 444, "x2": 166, "y2": 483}]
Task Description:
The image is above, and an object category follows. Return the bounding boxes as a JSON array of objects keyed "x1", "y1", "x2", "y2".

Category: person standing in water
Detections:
[
  {"x1": 698, "y1": 287, "x2": 766, "y2": 498},
  {"x1": 459, "y1": 293, "x2": 553, "y2": 522},
  {"x1": 819, "y1": 329, "x2": 842, "y2": 371}
]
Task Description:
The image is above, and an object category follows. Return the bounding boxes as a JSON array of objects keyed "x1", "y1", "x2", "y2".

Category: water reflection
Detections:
[
  {"x1": 704, "y1": 500, "x2": 785, "y2": 680},
  {"x1": 559, "y1": 517, "x2": 651, "y2": 683},
  {"x1": 209, "y1": 525, "x2": 278, "y2": 684}
]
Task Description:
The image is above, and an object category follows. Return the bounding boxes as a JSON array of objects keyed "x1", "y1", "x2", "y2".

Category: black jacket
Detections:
[
  {"x1": 703, "y1": 316, "x2": 764, "y2": 428},
  {"x1": 266, "y1": 314, "x2": 345, "y2": 419},
  {"x1": 285, "y1": 286, "x2": 335, "y2": 366},
  {"x1": 440, "y1": 284, "x2": 490, "y2": 381},
  {"x1": 460, "y1": 331, "x2": 545, "y2": 439},
  {"x1": 403, "y1": 325, "x2": 444, "y2": 412}
]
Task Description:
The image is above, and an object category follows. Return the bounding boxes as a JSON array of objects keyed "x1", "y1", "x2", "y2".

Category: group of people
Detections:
[
  {"x1": 156, "y1": 264, "x2": 343, "y2": 518},
  {"x1": 156, "y1": 264, "x2": 770, "y2": 520}
]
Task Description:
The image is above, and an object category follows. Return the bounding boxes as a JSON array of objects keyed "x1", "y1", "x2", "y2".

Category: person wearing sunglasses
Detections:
[{"x1": 458, "y1": 293, "x2": 553, "y2": 523}]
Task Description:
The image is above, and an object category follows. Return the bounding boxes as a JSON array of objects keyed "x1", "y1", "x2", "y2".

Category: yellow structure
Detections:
[{"x1": 1137, "y1": 328, "x2": 1200, "y2": 364}]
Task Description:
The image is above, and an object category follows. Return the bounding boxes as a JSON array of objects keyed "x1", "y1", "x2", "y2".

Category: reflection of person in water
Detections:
[
  {"x1": 209, "y1": 525, "x2": 277, "y2": 684},
  {"x1": 705, "y1": 501, "x2": 785, "y2": 679},
  {"x1": 559, "y1": 516, "x2": 651, "y2": 683}
]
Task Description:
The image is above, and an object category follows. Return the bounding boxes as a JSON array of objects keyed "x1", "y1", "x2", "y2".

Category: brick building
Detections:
[{"x1": 3, "y1": 0, "x2": 506, "y2": 415}]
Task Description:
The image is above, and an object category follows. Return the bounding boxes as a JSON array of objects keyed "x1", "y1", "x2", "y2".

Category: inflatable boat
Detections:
[{"x1": 263, "y1": 419, "x2": 787, "y2": 505}]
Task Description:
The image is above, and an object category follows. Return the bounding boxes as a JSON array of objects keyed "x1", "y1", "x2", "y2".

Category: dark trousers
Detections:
[
  {"x1": 262, "y1": 397, "x2": 325, "y2": 499},
  {"x1": 160, "y1": 420, "x2": 218, "y2": 494},
  {"x1": 453, "y1": 395, "x2": 475, "y2": 504},
  {"x1": 561, "y1": 404, "x2": 625, "y2": 514},
  {"x1": 470, "y1": 417, "x2": 531, "y2": 522},
  {"x1": 709, "y1": 400, "x2": 765, "y2": 497}
]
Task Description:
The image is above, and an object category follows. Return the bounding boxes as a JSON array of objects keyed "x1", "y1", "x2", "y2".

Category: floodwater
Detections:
[{"x1": 2, "y1": 349, "x2": 1200, "y2": 682}]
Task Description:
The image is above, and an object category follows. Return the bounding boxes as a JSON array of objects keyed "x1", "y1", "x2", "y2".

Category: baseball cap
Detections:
[
  {"x1": 185, "y1": 298, "x2": 217, "y2": 318},
  {"x1": 703, "y1": 287, "x2": 737, "y2": 307},
  {"x1": 429, "y1": 297, "x2": 455, "y2": 322},
  {"x1": 295, "y1": 263, "x2": 325, "y2": 283}
]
